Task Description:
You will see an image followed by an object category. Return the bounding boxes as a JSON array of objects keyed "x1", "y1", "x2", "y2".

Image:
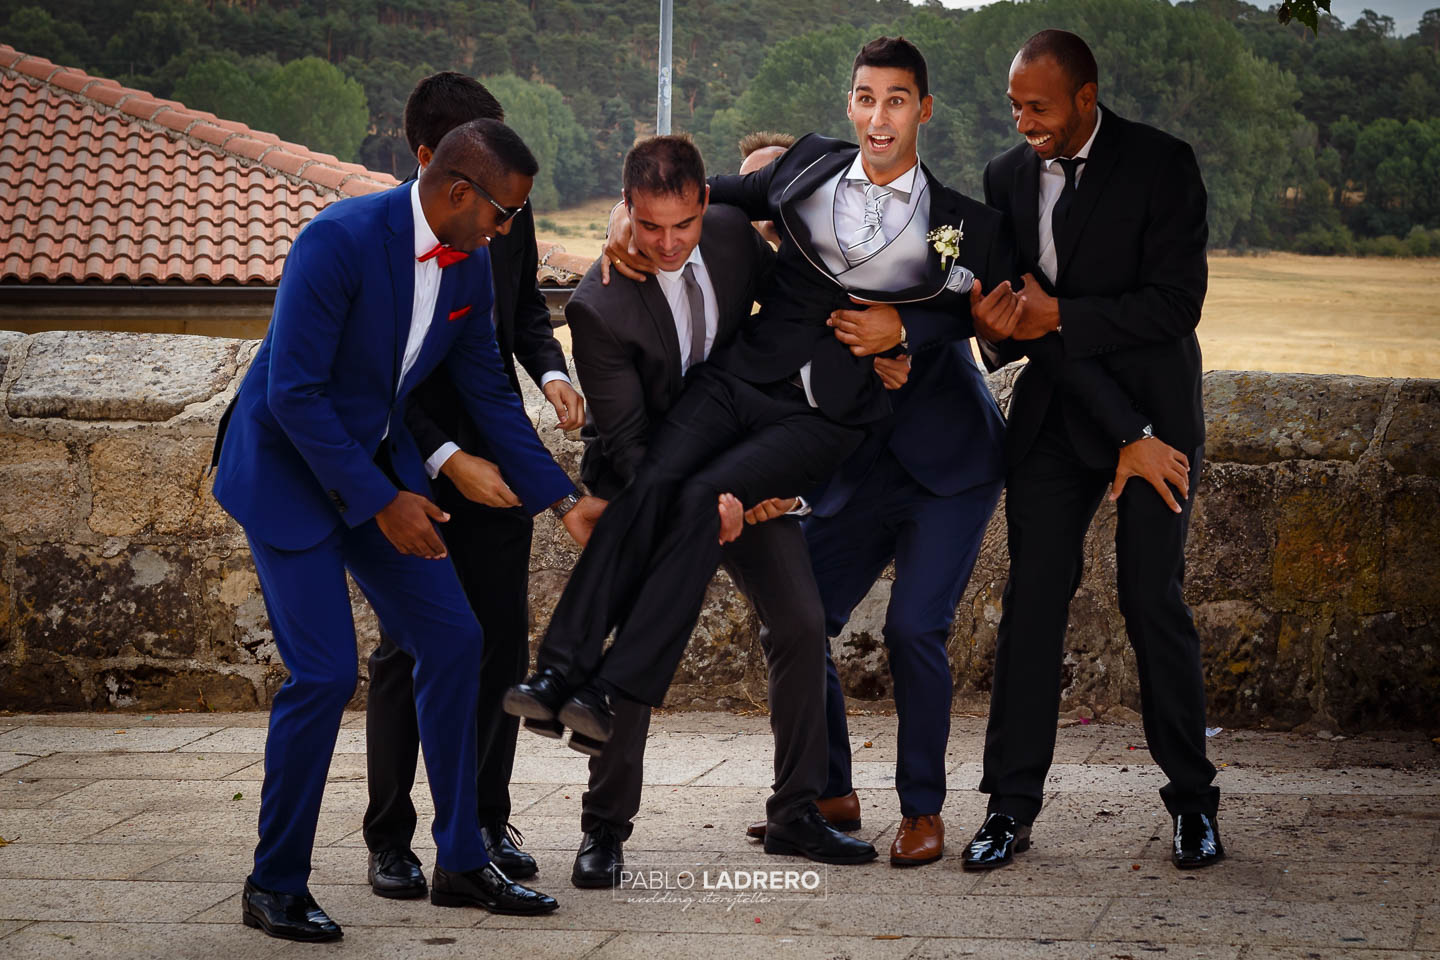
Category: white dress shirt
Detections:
[
  {"x1": 1037, "y1": 106, "x2": 1103, "y2": 285},
  {"x1": 653, "y1": 244, "x2": 719, "y2": 375},
  {"x1": 833, "y1": 153, "x2": 924, "y2": 248}
]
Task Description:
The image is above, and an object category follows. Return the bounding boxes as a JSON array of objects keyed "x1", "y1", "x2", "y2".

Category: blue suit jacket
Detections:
[{"x1": 212, "y1": 184, "x2": 574, "y2": 551}]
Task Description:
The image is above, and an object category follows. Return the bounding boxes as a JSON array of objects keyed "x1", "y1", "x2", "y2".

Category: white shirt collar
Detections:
[
  {"x1": 656, "y1": 243, "x2": 706, "y2": 281},
  {"x1": 842, "y1": 153, "x2": 919, "y2": 201},
  {"x1": 410, "y1": 180, "x2": 441, "y2": 260},
  {"x1": 1043, "y1": 105, "x2": 1104, "y2": 172}
]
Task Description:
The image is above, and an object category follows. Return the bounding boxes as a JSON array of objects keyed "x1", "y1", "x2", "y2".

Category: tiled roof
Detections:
[{"x1": 0, "y1": 44, "x2": 398, "y2": 286}]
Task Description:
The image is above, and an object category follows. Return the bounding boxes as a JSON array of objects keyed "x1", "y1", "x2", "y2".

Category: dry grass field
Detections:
[{"x1": 535, "y1": 206, "x2": 1440, "y2": 379}]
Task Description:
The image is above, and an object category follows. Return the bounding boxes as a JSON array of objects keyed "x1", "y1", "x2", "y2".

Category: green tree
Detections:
[
  {"x1": 263, "y1": 57, "x2": 370, "y2": 162},
  {"x1": 483, "y1": 74, "x2": 595, "y2": 210},
  {"x1": 1, "y1": 6, "x2": 92, "y2": 65},
  {"x1": 172, "y1": 55, "x2": 268, "y2": 129}
]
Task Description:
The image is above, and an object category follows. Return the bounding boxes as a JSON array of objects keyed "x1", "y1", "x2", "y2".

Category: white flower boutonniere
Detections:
[{"x1": 926, "y1": 222, "x2": 964, "y2": 267}]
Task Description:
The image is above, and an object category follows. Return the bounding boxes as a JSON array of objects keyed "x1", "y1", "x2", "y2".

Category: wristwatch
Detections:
[
  {"x1": 897, "y1": 322, "x2": 909, "y2": 352},
  {"x1": 1122, "y1": 423, "x2": 1155, "y2": 447},
  {"x1": 550, "y1": 490, "x2": 582, "y2": 519}
]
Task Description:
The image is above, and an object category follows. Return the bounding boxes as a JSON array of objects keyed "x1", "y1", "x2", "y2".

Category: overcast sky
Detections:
[{"x1": 924, "y1": 0, "x2": 1432, "y2": 36}]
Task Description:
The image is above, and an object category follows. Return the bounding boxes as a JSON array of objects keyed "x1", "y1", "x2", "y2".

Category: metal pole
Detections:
[{"x1": 657, "y1": 0, "x2": 673, "y2": 134}]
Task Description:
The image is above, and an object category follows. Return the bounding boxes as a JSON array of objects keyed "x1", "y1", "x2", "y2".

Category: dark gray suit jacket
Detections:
[{"x1": 567, "y1": 204, "x2": 774, "y2": 498}]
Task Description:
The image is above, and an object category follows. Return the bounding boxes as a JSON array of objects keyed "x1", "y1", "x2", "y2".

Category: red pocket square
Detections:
[{"x1": 448, "y1": 305, "x2": 472, "y2": 322}]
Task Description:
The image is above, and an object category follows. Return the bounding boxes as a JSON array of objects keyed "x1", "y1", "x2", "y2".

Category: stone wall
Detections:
[{"x1": 0, "y1": 330, "x2": 1435, "y2": 732}]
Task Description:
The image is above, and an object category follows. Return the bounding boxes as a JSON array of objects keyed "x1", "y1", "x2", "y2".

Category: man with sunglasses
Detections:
[
  {"x1": 361, "y1": 73, "x2": 588, "y2": 902},
  {"x1": 211, "y1": 120, "x2": 602, "y2": 943}
]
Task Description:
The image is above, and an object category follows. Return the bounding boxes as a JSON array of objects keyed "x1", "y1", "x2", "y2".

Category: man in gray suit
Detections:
[{"x1": 557, "y1": 135, "x2": 879, "y2": 887}]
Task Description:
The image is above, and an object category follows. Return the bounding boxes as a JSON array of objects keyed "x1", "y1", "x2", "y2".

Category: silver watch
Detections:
[
  {"x1": 550, "y1": 491, "x2": 582, "y2": 519},
  {"x1": 1123, "y1": 423, "x2": 1155, "y2": 446}
]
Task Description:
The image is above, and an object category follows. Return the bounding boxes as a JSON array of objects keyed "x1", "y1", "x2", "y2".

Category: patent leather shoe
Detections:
[
  {"x1": 241, "y1": 879, "x2": 343, "y2": 942},
  {"x1": 961, "y1": 812, "x2": 1031, "y2": 870},
  {"x1": 572, "y1": 824, "x2": 625, "y2": 888},
  {"x1": 503, "y1": 668, "x2": 570, "y2": 726},
  {"x1": 747, "y1": 790, "x2": 861, "y2": 839},
  {"x1": 368, "y1": 848, "x2": 427, "y2": 899},
  {"x1": 1172, "y1": 812, "x2": 1225, "y2": 869},
  {"x1": 558, "y1": 683, "x2": 615, "y2": 752},
  {"x1": 482, "y1": 822, "x2": 537, "y2": 880},
  {"x1": 763, "y1": 804, "x2": 878, "y2": 865},
  {"x1": 430, "y1": 862, "x2": 559, "y2": 915}
]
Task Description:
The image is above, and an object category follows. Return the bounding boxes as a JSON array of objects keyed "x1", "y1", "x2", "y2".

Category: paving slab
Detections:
[
  {"x1": 0, "y1": 878, "x2": 234, "y2": 922},
  {"x1": 0, "y1": 727, "x2": 216, "y2": 755},
  {"x1": 0, "y1": 921, "x2": 291, "y2": 960},
  {"x1": 0, "y1": 712, "x2": 1433, "y2": 960},
  {"x1": 0, "y1": 843, "x2": 194, "y2": 880},
  {"x1": 1093, "y1": 896, "x2": 1420, "y2": 949}
]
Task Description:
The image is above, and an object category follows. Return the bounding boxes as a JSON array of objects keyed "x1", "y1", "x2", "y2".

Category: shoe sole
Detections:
[
  {"x1": 567, "y1": 731, "x2": 605, "y2": 756},
  {"x1": 571, "y1": 870, "x2": 622, "y2": 889},
  {"x1": 762, "y1": 837, "x2": 878, "y2": 865},
  {"x1": 1173, "y1": 850, "x2": 1226, "y2": 869},
  {"x1": 524, "y1": 717, "x2": 565, "y2": 739},
  {"x1": 503, "y1": 688, "x2": 560, "y2": 722},
  {"x1": 889, "y1": 851, "x2": 943, "y2": 867},
  {"x1": 747, "y1": 818, "x2": 860, "y2": 840},
  {"x1": 369, "y1": 883, "x2": 427, "y2": 900},
  {"x1": 494, "y1": 862, "x2": 539, "y2": 881},
  {"x1": 558, "y1": 702, "x2": 613, "y2": 744},
  {"x1": 430, "y1": 891, "x2": 559, "y2": 915},
  {"x1": 960, "y1": 836, "x2": 1030, "y2": 871},
  {"x1": 242, "y1": 909, "x2": 343, "y2": 943}
]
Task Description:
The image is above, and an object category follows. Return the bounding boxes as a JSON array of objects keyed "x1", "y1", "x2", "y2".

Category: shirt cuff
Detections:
[
  {"x1": 539, "y1": 370, "x2": 572, "y2": 388},
  {"x1": 424, "y1": 442, "x2": 461, "y2": 480}
]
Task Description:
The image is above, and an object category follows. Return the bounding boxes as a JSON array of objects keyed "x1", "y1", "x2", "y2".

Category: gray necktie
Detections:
[
  {"x1": 681, "y1": 262, "x2": 707, "y2": 370},
  {"x1": 845, "y1": 181, "x2": 890, "y2": 263}
]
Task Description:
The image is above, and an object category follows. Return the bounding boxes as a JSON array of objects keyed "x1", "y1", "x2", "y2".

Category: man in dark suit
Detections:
[
  {"x1": 960, "y1": 29, "x2": 1222, "y2": 873},
  {"x1": 211, "y1": 121, "x2": 598, "y2": 942},
  {"x1": 361, "y1": 73, "x2": 586, "y2": 901},
  {"x1": 560, "y1": 134, "x2": 878, "y2": 881}
]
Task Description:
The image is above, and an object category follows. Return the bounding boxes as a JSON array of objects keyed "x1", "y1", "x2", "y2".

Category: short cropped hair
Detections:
[
  {"x1": 429, "y1": 118, "x2": 538, "y2": 189},
  {"x1": 1018, "y1": 30, "x2": 1099, "y2": 92},
  {"x1": 738, "y1": 131, "x2": 796, "y2": 159},
  {"x1": 623, "y1": 134, "x2": 706, "y2": 203},
  {"x1": 851, "y1": 36, "x2": 928, "y2": 100},
  {"x1": 404, "y1": 72, "x2": 504, "y2": 154}
]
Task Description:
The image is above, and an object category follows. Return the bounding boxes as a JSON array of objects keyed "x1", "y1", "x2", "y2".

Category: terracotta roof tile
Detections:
[{"x1": 1, "y1": 47, "x2": 397, "y2": 285}]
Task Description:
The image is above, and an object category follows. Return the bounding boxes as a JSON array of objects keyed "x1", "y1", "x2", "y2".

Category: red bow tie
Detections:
[{"x1": 418, "y1": 243, "x2": 469, "y2": 268}]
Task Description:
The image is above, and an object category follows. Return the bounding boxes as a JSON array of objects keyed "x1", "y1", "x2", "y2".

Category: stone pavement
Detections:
[{"x1": 0, "y1": 711, "x2": 1436, "y2": 960}]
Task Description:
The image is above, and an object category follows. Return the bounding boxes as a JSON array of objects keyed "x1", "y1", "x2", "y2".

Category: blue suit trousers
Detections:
[
  {"x1": 806, "y1": 449, "x2": 1002, "y2": 817},
  {"x1": 246, "y1": 520, "x2": 488, "y2": 894}
]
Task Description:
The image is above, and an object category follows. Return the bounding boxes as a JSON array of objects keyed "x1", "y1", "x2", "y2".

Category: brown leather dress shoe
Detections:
[
  {"x1": 746, "y1": 790, "x2": 862, "y2": 839},
  {"x1": 890, "y1": 814, "x2": 944, "y2": 866}
]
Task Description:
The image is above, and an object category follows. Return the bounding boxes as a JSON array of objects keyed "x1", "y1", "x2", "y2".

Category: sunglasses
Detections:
[{"x1": 448, "y1": 170, "x2": 526, "y2": 224}]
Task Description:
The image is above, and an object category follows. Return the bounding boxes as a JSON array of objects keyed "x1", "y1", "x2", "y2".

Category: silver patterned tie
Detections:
[
  {"x1": 681, "y1": 262, "x2": 707, "y2": 370},
  {"x1": 845, "y1": 181, "x2": 890, "y2": 263}
]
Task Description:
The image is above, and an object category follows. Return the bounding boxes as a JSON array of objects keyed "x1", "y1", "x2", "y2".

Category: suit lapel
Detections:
[
  {"x1": 777, "y1": 147, "x2": 854, "y2": 282},
  {"x1": 1055, "y1": 107, "x2": 1122, "y2": 284},
  {"x1": 1012, "y1": 151, "x2": 1041, "y2": 274},
  {"x1": 698, "y1": 221, "x2": 740, "y2": 345},
  {"x1": 384, "y1": 186, "x2": 416, "y2": 397}
]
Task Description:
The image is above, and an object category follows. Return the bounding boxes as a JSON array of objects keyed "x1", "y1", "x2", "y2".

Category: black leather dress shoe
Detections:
[
  {"x1": 962, "y1": 812, "x2": 1032, "y2": 871},
  {"x1": 430, "y1": 862, "x2": 559, "y2": 915},
  {"x1": 241, "y1": 879, "x2": 343, "y2": 942},
  {"x1": 503, "y1": 668, "x2": 571, "y2": 725},
  {"x1": 367, "y1": 848, "x2": 427, "y2": 899},
  {"x1": 572, "y1": 824, "x2": 625, "y2": 888},
  {"x1": 763, "y1": 805, "x2": 878, "y2": 865},
  {"x1": 558, "y1": 684, "x2": 615, "y2": 752},
  {"x1": 483, "y1": 822, "x2": 537, "y2": 880},
  {"x1": 1172, "y1": 812, "x2": 1225, "y2": 869}
]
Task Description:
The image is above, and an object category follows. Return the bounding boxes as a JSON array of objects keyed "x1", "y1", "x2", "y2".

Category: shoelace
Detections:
[{"x1": 502, "y1": 822, "x2": 525, "y2": 847}]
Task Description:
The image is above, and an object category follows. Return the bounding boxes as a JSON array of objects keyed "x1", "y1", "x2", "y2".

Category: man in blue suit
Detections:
[{"x1": 211, "y1": 119, "x2": 602, "y2": 943}]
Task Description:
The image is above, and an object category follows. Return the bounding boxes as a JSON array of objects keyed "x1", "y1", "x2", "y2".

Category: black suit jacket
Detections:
[
  {"x1": 406, "y1": 203, "x2": 568, "y2": 464},
  {"x1": 568, "y1": 204, "x2": 775, "y2": 498},
  {"x1": 708, "y1": 134, "x2": 988, "y2": 427},
  {"x1": 983, "y1": 108, "x2": 1209, "y2": 469}
]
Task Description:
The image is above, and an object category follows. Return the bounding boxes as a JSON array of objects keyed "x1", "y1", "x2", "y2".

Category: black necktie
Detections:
[{"x1": 1051, "y1": 156, "x2": 1087, "y2": 238}]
